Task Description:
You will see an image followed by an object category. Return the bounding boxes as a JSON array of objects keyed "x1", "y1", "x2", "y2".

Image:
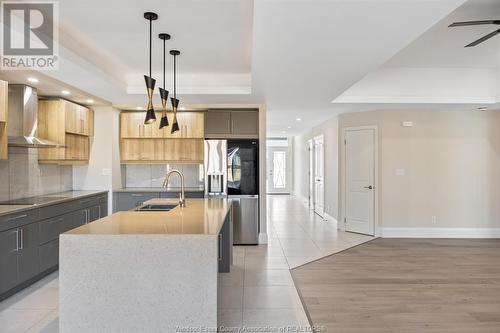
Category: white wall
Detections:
[
  {"x1": 73, "y1": 106, "x2": 122, "y2": 212},
  {"x1": 338, "y1": 109, "x2": 500, "y2": 237},
  {"x1": 292, "y1": 115, "x2": 339, "y2": 220}
]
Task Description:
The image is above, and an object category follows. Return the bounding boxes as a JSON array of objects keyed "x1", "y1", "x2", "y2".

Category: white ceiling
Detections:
[
  {"x1": 5, "y1": 0, "x2": 490, "y2": 135},
  {"x1": 334, "y1": 0, "x2": 500, "y2": 110}
]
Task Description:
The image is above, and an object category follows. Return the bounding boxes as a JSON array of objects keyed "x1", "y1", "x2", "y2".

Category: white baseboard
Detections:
[
  {"x1": 258, "y1": 233, "x2": 268, "y2": 244},
  {"x1": 380, "y1": 227, "x2": 500, "y2": 238},
  {"x1": 323, "y1": 212, "x2": 338, "y2": 229}
]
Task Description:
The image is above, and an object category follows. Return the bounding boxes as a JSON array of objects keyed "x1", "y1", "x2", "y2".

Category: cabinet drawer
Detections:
[
  {"x1": 39, "y1": 239, "x2": 59, "y2": 272},
  {"x1": 0, "y1": 209, "x2": 39, "y2": 232},
  {"x1": 39, "y1": 201, "x2": 76, "y2": 220},
  {"x1": 39, "y1": 212, "x2": 77, "y2": 244},
  {"x1": 78, "y1": 196, "x2": 100, "y2": 209}
]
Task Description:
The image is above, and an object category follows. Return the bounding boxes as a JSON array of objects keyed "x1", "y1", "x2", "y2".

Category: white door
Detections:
[
  {"x1": 308, "y1": 139, "x2": 314, "y2": 208},
  {"x1": 345, "y1": 128, "x2": 376, "y2": 235},
  {"x1": 267, "y1": 147, "x2": 289, "y2": 193},
  {"x1": 313, "y1": 136, "x2": 325, "y2": 218}
]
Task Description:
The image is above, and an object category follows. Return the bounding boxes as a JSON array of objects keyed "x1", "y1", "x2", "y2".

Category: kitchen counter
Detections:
[
  {"x1": 66, "y1": 198, "x2": 230, "y2": 235},
  {"x1": 113, "y1": 186, "x2": 204, "y2": 192},
  {"x1": 0, "y1": 190, "x2": 109, "y2": 217},
  {"x1": 59, "y1": 198, "x2": 232, "y2": 332}
]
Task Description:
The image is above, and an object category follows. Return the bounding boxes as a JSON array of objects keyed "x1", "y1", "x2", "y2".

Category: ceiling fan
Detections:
[{"x1": 448, "y1": 20, "x2": 500, "y2": 47}]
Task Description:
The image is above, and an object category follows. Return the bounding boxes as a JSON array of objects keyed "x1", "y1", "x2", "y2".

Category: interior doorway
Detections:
[
  {"x1": 266, "y1": 138, "x2": 292, "y2": 194},
  {"x1": 308, "y1": 139, "x2": 314, "y2": 208},
  {"x1": 344, "y1": 127, "x2": 377, "y2": 236},
  {"x1": 309, "y1": 135, "x2": 325, "y2": 218}
]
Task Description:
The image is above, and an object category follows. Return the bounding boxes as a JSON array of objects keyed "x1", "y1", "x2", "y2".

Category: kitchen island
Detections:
[{"x1": 59, "y1": 198, "x2": 232, "y2": 333}]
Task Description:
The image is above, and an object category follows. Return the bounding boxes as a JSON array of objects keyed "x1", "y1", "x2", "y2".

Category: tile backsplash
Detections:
[
  {"x1": 0, "y1": 148, "x2": 73, "y2": 201},
  {"x1": 125, "y1": 164, "x2": 204, "y2": 188}
]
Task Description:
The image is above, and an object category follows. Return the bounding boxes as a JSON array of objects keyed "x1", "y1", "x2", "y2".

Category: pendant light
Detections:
[
  {"x1": 158, "y1": 33, "x2": 171, "y2": 129},
  {"x1": 170, "y1": 50, "x2": 181, "y2": 133},
  {"x1": 143, "y1": 12, "x2": 158, "y2": 125}
]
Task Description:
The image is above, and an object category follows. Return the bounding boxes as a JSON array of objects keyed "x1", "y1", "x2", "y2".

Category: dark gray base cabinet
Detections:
[{"x1": 0, "y1": 192, "x2": 108, "y2": 300}]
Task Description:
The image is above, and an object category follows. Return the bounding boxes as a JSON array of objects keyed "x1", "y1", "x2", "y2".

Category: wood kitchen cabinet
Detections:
[
  {"x1": 121, "y1": 111, "x2": 204, "y2": 139},
  {"x1": 205, "y1": 110, "x2": 258, "y2": 138},
  {"x1": 0, "y1": 80, "x2": 7, "y2": 160},
  {"x1": 65, "y1": 102, "x2": 91, "y2": 136},
  {"x1": 38, "y1": 99, "x2": 93, "y2": 164},
  {"x1": 164, "y1": 139, "x2": 203, "y2": 162},
  {"x1": 120, "y1": 139, "x2": 164, "y2": 162},
  {"x1": 119, "y1": 111, "x2": 204, "y2": 163}
]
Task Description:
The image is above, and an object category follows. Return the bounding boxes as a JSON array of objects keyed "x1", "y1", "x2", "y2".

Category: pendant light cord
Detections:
[
  {"x1": 149, "y1": 18, "x2": 152, "y2": 78},
  {"x1": 163, "y1": 39, "x2": 165, "y2": 89},
  {"x1": 173, "y1": 54, "x2": 176, "y2": 99}
]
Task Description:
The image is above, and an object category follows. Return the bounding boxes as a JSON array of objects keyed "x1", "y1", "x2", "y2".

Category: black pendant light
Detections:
[
  {"x1": 158, "y1": 33, "x2": 171, "y2": 129},
  {"x1": 143, "y1": 12, "x2": 158, "y2": 125},
  {"x1": 170, "y1": 50, "x2": 181, "y2": 133}
]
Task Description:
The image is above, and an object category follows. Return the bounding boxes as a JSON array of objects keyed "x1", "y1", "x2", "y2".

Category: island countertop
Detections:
[{"x1": 63, "y1": 198, "x2": 231, "y2": 236}]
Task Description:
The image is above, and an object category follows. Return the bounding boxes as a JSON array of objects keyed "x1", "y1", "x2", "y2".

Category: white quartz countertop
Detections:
[
  {"x1": 0, "y1": 190, "x2": 108, "y2": 216},
  {"x1": 113, "y1": 187, "x2": 204, "y2": 192},
  {"x1": 63, "y1": 198, "x2": 231, "y2": 235}
]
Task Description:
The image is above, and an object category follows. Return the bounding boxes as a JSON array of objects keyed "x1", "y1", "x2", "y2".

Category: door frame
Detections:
[
  {"x1": 341, "y1": 126, "x2": 379, "y2": 236},
  {"x1": 267, "y1": 146, "x2": 291, "y2": 194},
  {"x1": 308, "y1": 139, "x2": 314, "y2": 208},
  {"x1": 312, "y1": 134, "x2": 325, "y2": 218}
]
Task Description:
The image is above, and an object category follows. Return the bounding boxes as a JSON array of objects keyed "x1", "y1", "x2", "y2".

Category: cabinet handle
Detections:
[
  {"x1": 19, "y1": 228, "x2": 24, "y2": 250},
  {"x1": 48, "y1": 217, "x2": 64, "y2": 225},
  {"x1": 7, "y1": 213, "x2": 28, "y2": 221},
  {"x1": 98, "y1": 206, "x2": 101, "y2": 218},
  {"x1": 131, "y1": 194, "x2": 143, "y2": 197},
  {"x1": 14, "y1": 229, "x2": 19, "y2": 251},
  {"x1": 218, "y1": 234, "x2": 223, "y2": 261},
  {"x1": 84, "y1": 209, "x2": 89, "y2": 224}
]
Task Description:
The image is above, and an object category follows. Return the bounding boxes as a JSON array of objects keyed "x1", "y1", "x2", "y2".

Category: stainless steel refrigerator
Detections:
[
  {"x1": 204, "y1": 139, "x2": 259, "y2": 245},
  {"x1": 227, "y1": 140, "x2": 259, "y2": 245}
]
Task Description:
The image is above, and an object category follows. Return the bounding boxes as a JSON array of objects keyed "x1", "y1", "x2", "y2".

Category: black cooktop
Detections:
[{"x1": 0, "y1": 196, "x2": 67, "y2": 206}]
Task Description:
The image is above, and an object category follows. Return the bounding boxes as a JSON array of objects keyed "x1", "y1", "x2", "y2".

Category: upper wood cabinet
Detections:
[
  {"x1": 0, "y1": 80, "x2": 7, "y2": 160},
  {"x1": 120, "y1": 111, "x2": 204, "y2": 139},
  {"x1": 119, "y1": 111, "x2": 204, "y2": 163},
  {"x1": 0, "y1": 80, "x2": 7, "y2": 123},
  {"x1": 65, "y1": 102, "x2": 91, "y2": 136},
  {"x1": 205, "y1": 110, "x2": 258, "y2": 139},
  {"x1": 37, "y1": 99, "x2": 93, "y2": 164}
]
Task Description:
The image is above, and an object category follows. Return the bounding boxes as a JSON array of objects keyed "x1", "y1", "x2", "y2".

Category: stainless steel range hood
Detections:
[{"x1": 7, "y1": 84, "x2": 62, "y2": 148}]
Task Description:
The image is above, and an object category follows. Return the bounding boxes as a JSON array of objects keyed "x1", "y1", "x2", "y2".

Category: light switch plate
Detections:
[
  {"x1": 396, "y1": 169, "x2": 405, "y2": 176},
  {"x1": 102, "y1": 168, "x2": 111, "y2": 176}
]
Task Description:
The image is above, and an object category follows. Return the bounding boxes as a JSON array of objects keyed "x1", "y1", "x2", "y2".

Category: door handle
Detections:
[
  {"x1": 19, "y1": 228, "x2": 24, "y2": 250},
  {"x1": 218, "y1": 234, "x2": 223, "y2": 261},
  {"x1": 364, "y1": 185, "x2": 373, "y2": 190},
  {"x1": 14, "y1": 229, "x2": 19, "y2": 251}
]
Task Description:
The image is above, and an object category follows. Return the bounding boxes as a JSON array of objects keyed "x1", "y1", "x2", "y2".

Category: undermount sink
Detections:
[{"x1": 135, "y1": 204, "x2": 178, "y2": 212}]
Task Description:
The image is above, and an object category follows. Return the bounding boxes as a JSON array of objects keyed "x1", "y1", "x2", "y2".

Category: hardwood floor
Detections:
[{"x1": 291, "y1": 238, "x2": 500, "y2": 333}]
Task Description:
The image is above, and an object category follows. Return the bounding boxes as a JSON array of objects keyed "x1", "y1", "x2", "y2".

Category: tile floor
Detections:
[{"x1": 0, "y1": 195, "x2": 373, "y2": 332}]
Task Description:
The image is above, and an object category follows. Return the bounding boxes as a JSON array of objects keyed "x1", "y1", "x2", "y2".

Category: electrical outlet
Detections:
[{"x1": 431, "y1": 215, "x2": 437, "y2": 224}]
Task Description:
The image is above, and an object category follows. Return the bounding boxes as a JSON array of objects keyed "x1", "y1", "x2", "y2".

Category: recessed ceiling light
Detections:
[
  {"x1": 135, "y1": 106, "x2": 143, "y2": 110},
  {"x1": 86, "y1": 99, "x2": 94, "y2": 104},
  {"x1": 477, "y1": 107, "x2": 488, "y2": 111},
  {"x1": 27, "y1": 77, "x2": 38, "y2": 83},
  {"x1": 295, "y1": 118, "x2": 302, "y2": 121},
  {"x1": 287, "y1": 126, "x2": 292, "y2": 129},
  {"x1": 61, "y1": 90, "x2": 70, "y2": 95}
]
